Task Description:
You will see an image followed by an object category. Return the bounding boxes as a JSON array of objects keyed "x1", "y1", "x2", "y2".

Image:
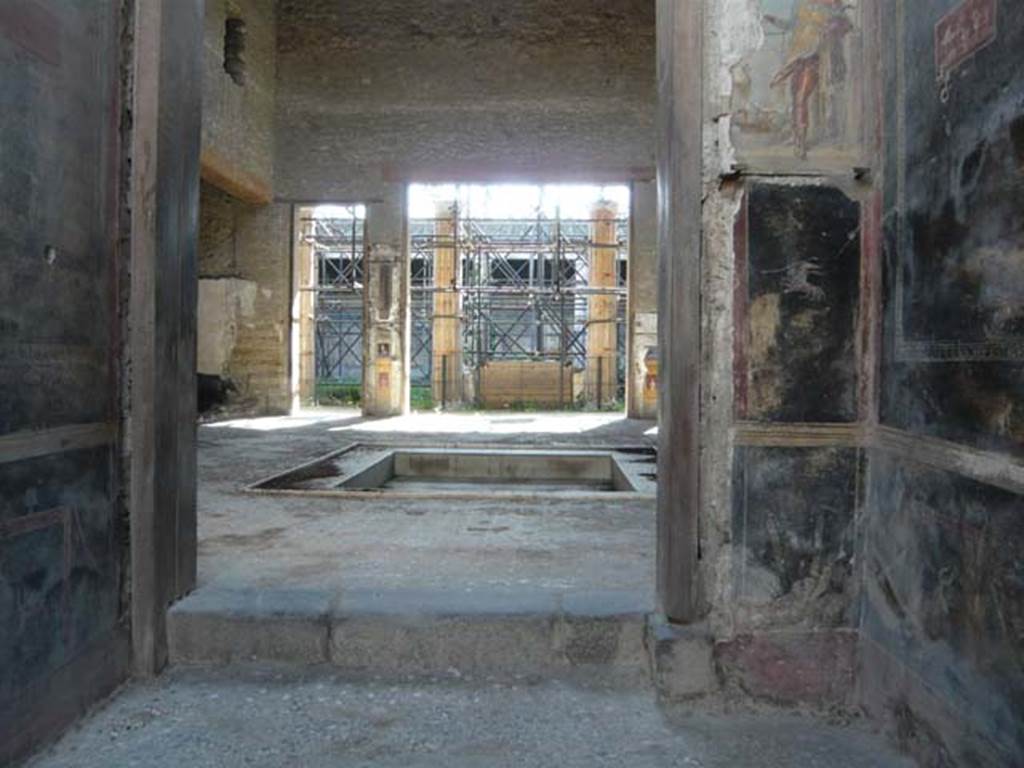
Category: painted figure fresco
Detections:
[
  {"x1": 765, "y1": 1, "x2": 853, "y2": 158},
  {"x1": 731, "y1": 0, "x2": 860, "y2": 167}
]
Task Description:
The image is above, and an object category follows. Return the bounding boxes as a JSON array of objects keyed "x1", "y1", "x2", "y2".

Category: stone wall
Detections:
[
  {"x1": 265, "y1": 0, "x2": 659, "y2": 414},
  {"x1": 274, "y1": 0, "x2": 656, "y2": 202}
]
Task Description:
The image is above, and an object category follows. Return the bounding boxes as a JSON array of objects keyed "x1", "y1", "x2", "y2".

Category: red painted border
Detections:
[
  {"x1": 857, "y1": 191, "x2": 883, "y2": 423},
  {"x1": 733, "y1": 190, "x2": 750, "y2": 421},
  {"x1": 935, "y1": 0, "x2": 998, "y2": 78}
]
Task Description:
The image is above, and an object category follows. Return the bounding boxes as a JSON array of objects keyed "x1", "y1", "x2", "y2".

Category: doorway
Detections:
[
  {"x1": 294, "y1": 205, "x2": 368, "y2": 408},
  {"x1": 409, "y1": 183, "x2": 631, "y2": 412}
]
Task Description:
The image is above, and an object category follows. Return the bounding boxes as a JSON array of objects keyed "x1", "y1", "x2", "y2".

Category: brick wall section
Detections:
[
  {"x1": 274, "y1": 0, "x2": 656, "y2": 201},
  {"x1": 202, "y1": 0, "x2": 276, "y2": 191},
  {"x1": 198, "y1": 184, "x2": 291, "y2": 412},
  {"x1": 199, "y1": 0, "x2": 283, "y2": 412}
]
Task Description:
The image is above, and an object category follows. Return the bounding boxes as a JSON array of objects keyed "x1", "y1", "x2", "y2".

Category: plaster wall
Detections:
[
  {"x1": 198, "y1": 0, "x2": 285, "y2": 412},
  {"x1": 197, "y1": 278, "x2": 258, "y2": 376},
  {"x1": 1, "y1": 0, "x2": 205, "y2": 760}
]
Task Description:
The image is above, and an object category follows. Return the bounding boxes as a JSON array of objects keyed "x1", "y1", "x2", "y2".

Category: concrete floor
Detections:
[
  {"x1": 28, "y1": 666, "x2": 915, "y2": 768},
  {"x1": 197, "y1": 409, "x2": 656, "y2": 601}
]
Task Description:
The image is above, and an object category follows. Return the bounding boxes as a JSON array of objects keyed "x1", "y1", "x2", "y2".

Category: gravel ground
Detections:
[{"x1": 27, "y1": 665, "x2": 914, "y2": 768}]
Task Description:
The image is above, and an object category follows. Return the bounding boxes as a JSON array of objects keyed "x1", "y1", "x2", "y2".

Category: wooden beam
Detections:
[
  {"x1": 200, "y1": 148, "x2": 272, "y2": 205},
  {"x1": 656, "y1": 0, "x2": 704, "y2": 623}
]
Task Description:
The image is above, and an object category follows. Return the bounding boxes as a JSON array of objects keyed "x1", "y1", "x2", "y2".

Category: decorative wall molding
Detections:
[
  {"x1": 734, "y1": 422, "x2": 866, "y2": 448},
  {"x1": 0, "y1": 423, "x2": 115, "y2": 465},
  {"x1": 733, "y1": 421, "x2": 1023, "y2": 495},
  {"x1": 872, "y1": 425, "x2": 1024, "y2": 495}
]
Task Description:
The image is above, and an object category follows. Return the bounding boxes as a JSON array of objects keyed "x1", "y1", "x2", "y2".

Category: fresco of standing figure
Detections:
[{"x1": 764, "y1": 0, "x2": 854, "y2": 158}]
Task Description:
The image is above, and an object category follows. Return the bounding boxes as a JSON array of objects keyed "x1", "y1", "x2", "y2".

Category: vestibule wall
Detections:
[
  {"x1": 859, "y1": 4, "x2": 1024, "y2": 765},
  {"x1": 0, "y1": 5, "x2": 130, "y2": 762},
  {"x1": 1, "y1": 0, "x2": 205, "y2": 762},
  {"x1": 673, "y1": 0, "x2": 876, "y2": 705},
  {"x1": 667, "y1": 0, "x2": 1022, "y2": 762}
]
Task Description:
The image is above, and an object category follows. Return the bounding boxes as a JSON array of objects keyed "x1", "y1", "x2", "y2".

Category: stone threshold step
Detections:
[{"x1": 168, "y1": 587, "x2": 678, "y2": 686}]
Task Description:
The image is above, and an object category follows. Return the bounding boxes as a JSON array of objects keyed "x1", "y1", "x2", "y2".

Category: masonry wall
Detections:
[
  {"x1": 198, "y1": 183, "x2": 292, "y2": 413},
  {"x1": 0, "y1": 3, "x2": 128, "y2": 762},
  {"x1": 858, "y1": 3, "x2": 1024, "y2": 765},
  {"x1": 198, "y1": 0, "x2": 287, "y2": 413},
  {"x1": 274, "y1": 0, "x2": 656, "y2": 202},
  {"x1": 201, "y1": 0, "x2": 276, "y2": 200},
  {"x1": 267, "y1": 0, "x2": 658, "y2": 414}
]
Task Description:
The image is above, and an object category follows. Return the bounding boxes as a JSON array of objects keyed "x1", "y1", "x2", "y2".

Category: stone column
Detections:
[
  {"x1": 627, "y1": 181, "x2": 659, "y2": 419},
  {"x1": 585, "y1": 201, "x2": 619, "y2": 407},
  {"x1": 362, "y1": 186, "x2": 410, "y2": 417},
  {"x1": 431, "y1": 201, "x2": 463, "y2": 406}
]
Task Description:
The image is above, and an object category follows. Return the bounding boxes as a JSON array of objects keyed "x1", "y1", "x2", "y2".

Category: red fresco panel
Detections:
[{"x1": 935, "y1": 0, "x2": 998, "y2": 78}]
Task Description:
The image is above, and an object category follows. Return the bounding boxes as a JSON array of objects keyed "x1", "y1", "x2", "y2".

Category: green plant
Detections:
[
  {"x1": 410, "y1": 385, "x2": 435, "y2": 411},
  {"x1": 315, "y1": 381, "x2": 362, "y2": 406}
]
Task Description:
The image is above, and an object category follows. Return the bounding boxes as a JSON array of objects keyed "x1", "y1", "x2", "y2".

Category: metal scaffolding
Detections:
[
  {"x1": 301, "y1": 210, "x2": 365, "y2": 404},
  {"x1": 302, "y1": 206, "x2": 629, "y2": 410},
  {"x1": 411, "y1": 208, "x2": 628, "y2": 409}
]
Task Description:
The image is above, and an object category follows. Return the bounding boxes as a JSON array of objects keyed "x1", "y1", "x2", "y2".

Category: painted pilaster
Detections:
[
  {"x1": 627, "y1": 180, "x2": 659, "y2": 419},
  {"x1": 362, "y1": 186, "x2": 410, "y2": 417}
]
